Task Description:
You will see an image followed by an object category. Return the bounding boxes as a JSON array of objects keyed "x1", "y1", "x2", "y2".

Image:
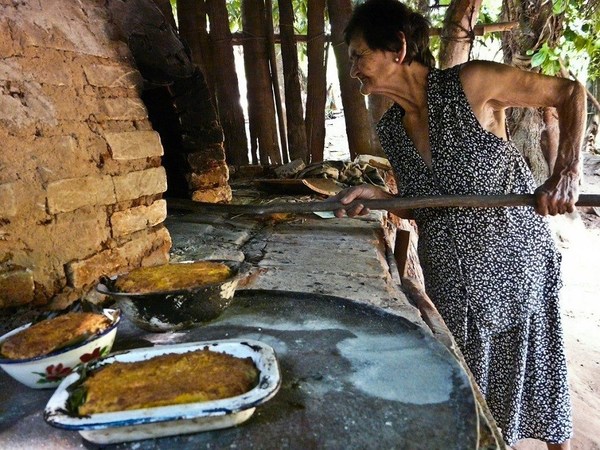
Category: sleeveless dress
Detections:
[{"x1": 377, "y1": 65, "x2": 572, "y2": 445}]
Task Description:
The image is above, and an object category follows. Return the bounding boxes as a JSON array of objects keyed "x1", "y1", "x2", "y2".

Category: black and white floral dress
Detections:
[{"x1": 377, "y1": 65, "x2": 572, "y2": 445}]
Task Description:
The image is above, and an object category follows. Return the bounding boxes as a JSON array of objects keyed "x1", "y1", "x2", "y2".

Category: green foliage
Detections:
[
  {"x1": 225, "y1": 0, "x2": 309, "y2": 34},
  {"x1": 293, "y1": 0, "x2": 308, "y2": 35},
  {"x1": 528, "y1": 0, "x2": 600, "y2": 80},
  {"x1": 527, "y1": 42, "x2": 562, "y2": 76},
  {"x1": 227, "y1": 1, "x2": 242, "y2": 32}
]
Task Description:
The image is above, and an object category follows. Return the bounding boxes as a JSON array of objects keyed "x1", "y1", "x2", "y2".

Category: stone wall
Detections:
[{"x1": 0, "y1": 0, "x2": 172, "y2": 309}]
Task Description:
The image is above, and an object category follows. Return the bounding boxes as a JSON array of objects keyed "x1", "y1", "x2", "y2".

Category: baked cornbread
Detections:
[
  {"x1": 0, "y1": 312, "x2": 111, "y2": 360},
  {"x1": 114, "y1": 261, "x2": 233, "y2": 294},
  {"x1": 78, "y1": 349, "x2": 259, "y2": 415}
]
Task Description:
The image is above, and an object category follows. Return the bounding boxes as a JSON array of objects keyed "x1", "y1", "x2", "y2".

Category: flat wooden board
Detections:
[
  {"x1": 301, "y1": 178, "x2": 344, "y2": 196},
  {"x1": 254, "y1": 178, "x2": 344, "y2": 196}
]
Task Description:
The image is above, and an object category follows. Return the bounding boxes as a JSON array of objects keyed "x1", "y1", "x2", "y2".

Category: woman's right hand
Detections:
[{"x1": 327, "y1": 184, "x2": 393, "y2": 218}]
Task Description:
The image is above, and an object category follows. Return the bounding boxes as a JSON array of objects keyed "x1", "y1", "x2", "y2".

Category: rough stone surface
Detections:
[
  {"x1": 111, "y1": 199, "x2": 167, "y2": 237},
  {"x1": 0, "y1": 0, "x2": 171, "y2": 307},
  {"x1": 186, "y1": 145, "x2": 226, "y2": 171},
  {"x1": 83, "y1": 64, "x2": 143, "y2": 89},
  {"x1": 191, "y1": 185, "x2": 233, "y2": 203},
  {"x1": 167, "y1": 214, "x2": 253, "y2": 263},
  {"x1": 47, "y1": 175, "x2": 116, "y2": 214},
  {"x1": 0, "y1": 183, "x2": 16, "y2": 218},
  {"x1": 97, "y1": 97, "x2": 148, "y2": 121},
  {"x1": 0, "y1": 268, "x2": 35, "y2": 307},
  {"x1": 105, "y1": 131, "x2": 163, "y2": 160},
  {"x1": 65, "y1": 226, "x2": 171, "y2": 289},
  {"x1": 186, "y1": 161, "x2": 229, "y2": 189},
  {"x1": 113, "y1": 167, "x2": 168, "y2": 201},
  {"x1": 248, "y1": 216, "x2": 422, "y2": 323},
  {"x1": 164, "y1": 206, "x2": 421, "y2": 324}
]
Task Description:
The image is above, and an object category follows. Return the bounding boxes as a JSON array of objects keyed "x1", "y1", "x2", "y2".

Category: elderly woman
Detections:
[{"x1": 333, "y1": 0, "x2": 587, "y2": 448}]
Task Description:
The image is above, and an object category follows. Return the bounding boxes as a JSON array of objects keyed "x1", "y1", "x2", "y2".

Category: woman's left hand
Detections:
[
  {"x1": 326, "y1": 184, "x2": 393, "y2": 218},
  {"x1": 534, "y1": 173, "x2": 579, "y2": 216}
]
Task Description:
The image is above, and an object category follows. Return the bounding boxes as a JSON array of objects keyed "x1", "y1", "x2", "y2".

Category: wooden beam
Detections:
[
  {"x1": 229, "y1": 21, "x2": 519, "y2": 45},
  {"x1": 429, "y1": 20, "x2": 519, "y2": 36}
]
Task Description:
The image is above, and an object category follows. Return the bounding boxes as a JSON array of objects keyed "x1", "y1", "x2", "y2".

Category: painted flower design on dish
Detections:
[
  {"x1": 35, "y1": 363, "x2": 73, "y2": 383},
  {"x1": 79, "y1": 346, "x2": 109, "y2": 363}
]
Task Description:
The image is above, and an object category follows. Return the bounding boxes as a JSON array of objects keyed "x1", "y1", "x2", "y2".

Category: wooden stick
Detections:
[
  {"x1": 230, "y1": 22, "x2": 519, "y2": 44},
  {"x1": 168, "y1": 193, "x2": 600, "y2": 216}
]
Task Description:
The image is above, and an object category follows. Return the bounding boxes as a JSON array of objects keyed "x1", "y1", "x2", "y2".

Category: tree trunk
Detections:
[
  {"x1": 176, "y1": 0, "x2": 215, "y2": 95},
  {"x1": 417, "y1": 0, "x2": 429, "y2": 14},
  {"x1": 501, "y1": 0, "x2": 562, "y2": 185},
  {"x1": 327, "y1": 0, "x2": 374, "y2": 160},
  {"x1": 242, "y1": 0, "x2": 281, "y2": 165},
  {"x1": 438, "y1": 0, "x2": 483, "y2": 69},
  {"x1": 151, "y1": 0, "x2": 177, "y2": 30},
  {"x1": 207, "y1": 0, "x2": 249, "y2": 166},
  {"x1": 305, "y1": 0, "x2": 327, "y2": 163},
  {"x1": 279, "y1": 0, "x2": 309, "y2": 162}
]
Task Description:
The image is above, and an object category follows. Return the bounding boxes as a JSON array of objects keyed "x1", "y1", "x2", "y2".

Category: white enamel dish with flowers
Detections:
[
  {"x1": 43, "y1": 339, "x2": 281, "y2": 445},
  {"x1": 0, "y1": 309, "x2": 120, "y2": 389}
]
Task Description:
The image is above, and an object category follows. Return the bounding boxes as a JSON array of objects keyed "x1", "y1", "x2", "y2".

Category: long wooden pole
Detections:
[
  {"x1": 229, "y1": 22, "x2": 519, "y2": 44},
  {"x1": 168, "y1": 194, "x2": 600, "y2": 215},
  {"x1": 264, "y1": 0, "x2": 289, "y2": 163}
]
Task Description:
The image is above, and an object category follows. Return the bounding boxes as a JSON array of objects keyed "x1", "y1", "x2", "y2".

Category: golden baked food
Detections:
[
  {"x1": 78, "y1": 349, "x2": 259, "y2": 415},
  {"x1": 0, "y1": 312, "x2": 111, "y2": 360},
  {"x1": 114, "y1": 261, "x2": 233, "y2": 294}
]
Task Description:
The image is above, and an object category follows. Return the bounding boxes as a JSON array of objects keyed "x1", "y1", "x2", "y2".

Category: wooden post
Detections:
[{"x1": 394, "y1": 229, "x2": 411, "y2": 279}]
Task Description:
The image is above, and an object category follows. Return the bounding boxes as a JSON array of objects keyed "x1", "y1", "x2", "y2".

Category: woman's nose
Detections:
[{"x1": 349, "y1": 61, "x2": 358, "y2": 78}]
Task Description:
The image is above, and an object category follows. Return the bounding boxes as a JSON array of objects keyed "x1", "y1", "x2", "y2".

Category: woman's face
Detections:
[{"x1": 348, "y1": 33, "x2": 397, "y2": 96}]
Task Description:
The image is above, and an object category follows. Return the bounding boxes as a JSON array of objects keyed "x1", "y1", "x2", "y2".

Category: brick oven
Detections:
[{"x1": 0, "y1": 0, "x2": 224, "y2": 310}]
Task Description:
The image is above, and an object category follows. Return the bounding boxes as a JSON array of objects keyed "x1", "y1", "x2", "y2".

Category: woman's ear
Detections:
[{"x1": 395, "y1": 31, "x2": 407, "y2": 64}]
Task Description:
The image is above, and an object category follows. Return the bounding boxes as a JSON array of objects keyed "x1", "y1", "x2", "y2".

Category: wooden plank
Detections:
[
  {"x1": 168, "y1": 194, "x2": 600, "y2": 216},
  {"x1": 301, "y1": 178, "x2": 344, "y2": 196},
  {"x1": 230, "y1": 22, "x2": 520, "y2": 44}
]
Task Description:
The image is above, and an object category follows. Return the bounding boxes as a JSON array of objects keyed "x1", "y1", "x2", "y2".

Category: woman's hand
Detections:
[
  {"x1": 534, "y1": 173, "x2": 579, "y2": 216},
  {"x1": 327, "y1": 184, "x2": 393, "y2": 218}
]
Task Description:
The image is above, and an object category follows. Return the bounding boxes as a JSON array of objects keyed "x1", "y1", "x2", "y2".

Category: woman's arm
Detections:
[{"x1": 460, "y1": 60, "x2": 587, "y2": 216}]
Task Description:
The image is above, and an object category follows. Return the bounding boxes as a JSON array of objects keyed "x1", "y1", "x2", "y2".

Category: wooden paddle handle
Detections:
[
  {"x1": 168, "y1": 194, "x2": 600, "y2": 215},
  {"x1": 168, "y1": 194, "x2": 600, "y2": 216}
]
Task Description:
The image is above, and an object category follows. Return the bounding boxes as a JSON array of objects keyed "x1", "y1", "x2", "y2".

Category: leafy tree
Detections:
[{"x1": 526, "y1": 0, "x2": 600, "y2": 80}]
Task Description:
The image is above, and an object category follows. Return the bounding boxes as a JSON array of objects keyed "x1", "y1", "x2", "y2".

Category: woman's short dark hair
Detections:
[{"x1": 344, "y1": 0, "x2": 435, "y2": 68}]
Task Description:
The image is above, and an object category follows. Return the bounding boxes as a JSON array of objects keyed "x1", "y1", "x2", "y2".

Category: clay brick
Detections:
[
  {"x1": 15, "y1": 21, "x2": 50, "y2": 50},
  {"x1": 19, "y1": 53, "x2": 73, "y2": 86},
  {"x1": 186, "y1": 145, "x2": 226, "y2": 171},
  {"x1": 84, "y1": 64, "x2": 143, "y2": 89},
  {"x1": 190, "y1": 185, "x2": 232, "y2": 203},
  {"x1": 186, "y1": 162, "x2": 229, "y2": 189},
  {"x1": 0, "y1": 268, "x2": 35, "y2": 307},
  {"x1": 0, "y1": 58, "x2": 19, "y2": 81},
  {"x1": 0, "y1": 183, "x2": 17, "y2": 217},
  {"x1": 105, "y1": 131, "x2": 163, "y2": 160},
  {"x1": 98, "y1": 97, "x2": 148, "y2": 121},
  {"x1": 113, "y1": 167, "x2": 167, "y2": 201},
  {"x1": 0, "y1": 19, "x2": 19, "y2": 57},
  {"x1": 50, "y1": 208, "x2": 112, "y2": 263},
  {"x1": 111, "y1": 199, "x2": 167, "y2": 237},
  {"x1": 0, "y1": 80, "x2": 56, "y2": 132},
  {"x1": 11, "y1": 3, "x2": 117, "y2": 59},
  {"x1": 47, "y1": 175, "x2": 116, "y2": 214},
  {"x1": 65, "y1": 227, "x2": 171, "y2": 288}
]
